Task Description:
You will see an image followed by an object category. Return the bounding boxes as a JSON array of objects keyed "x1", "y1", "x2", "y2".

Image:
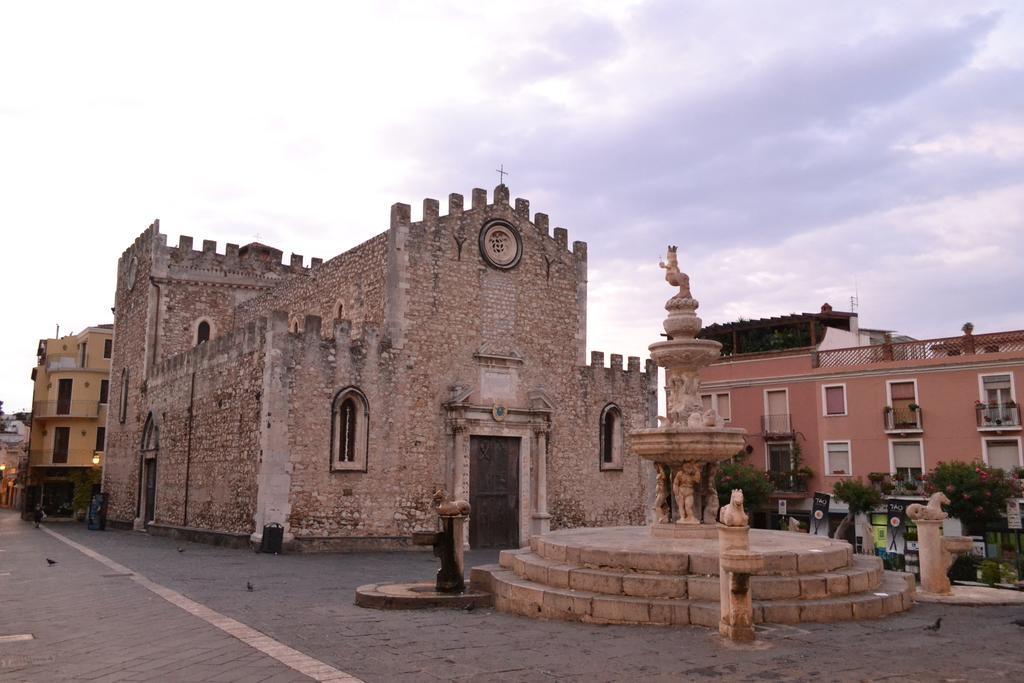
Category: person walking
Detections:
[{"x1": 32, "y1": 505, "x2": 44, "y2": 528}]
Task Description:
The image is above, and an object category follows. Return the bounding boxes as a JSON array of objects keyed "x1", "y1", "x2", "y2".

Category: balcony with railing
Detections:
[
  {"x1": 32, "y1": 401, "x2": 100, "y2": 419},
  {"x1": 762, "y1": 413, "x2": 793, "y2": 438},
  {"x1": 976, "y1": 403, "x2": 1021, "y2": 430},
  {"x1": 814, "y1": 329, "x2": 1024, "y2": 368},
  {"x1": 768, "y1": 470, "x2": 810, "y2": 495},
  {"x1": 883, "y1": 406, "x2": 923, "y2": 433},
  {"x1": 29, "y1": 449, "x2": 97, "y2": 466}
]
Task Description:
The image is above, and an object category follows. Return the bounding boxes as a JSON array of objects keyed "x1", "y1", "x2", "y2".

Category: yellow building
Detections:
[{"x1": 27, "y1": 325, "x2": 112, "y2": 517}]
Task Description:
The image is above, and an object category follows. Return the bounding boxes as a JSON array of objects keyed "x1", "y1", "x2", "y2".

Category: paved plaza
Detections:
[{"x1": 2, "y1": 510, "x2": 1024, "y2": 682}]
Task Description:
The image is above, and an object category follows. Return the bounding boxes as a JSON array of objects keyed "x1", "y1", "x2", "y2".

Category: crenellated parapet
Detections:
[
  {"x1": 149, "y1": 318, "x2": 267, "y2": 382},
  {"x1": 166, "y1": 234, "x2": 321, "y2": 277},
  {"x1": 583, "y1": 350, "x2": 652, "y2": 376},
  {"x1": 387, "y1": 184, "x2": 587, "y2": 259}
]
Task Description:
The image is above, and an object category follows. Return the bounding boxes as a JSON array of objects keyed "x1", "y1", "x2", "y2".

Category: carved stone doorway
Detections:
[{"x1": 469, "y1": 436, "x2": 520, "y2": 549}]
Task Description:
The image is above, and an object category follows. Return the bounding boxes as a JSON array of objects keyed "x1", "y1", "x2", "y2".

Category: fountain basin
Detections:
[
  {"x1": 631, "y1": 427, "x2": 746, "y2": 466},
  {"x1": 649, "y1": 339, "x2": 722, "y2": 370}
]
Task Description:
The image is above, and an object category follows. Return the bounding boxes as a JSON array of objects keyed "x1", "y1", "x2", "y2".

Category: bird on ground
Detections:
[
  {"x1": 464, "y1": 603, "x2": 475, "y2": 612},
  {"x1": 46, "y1": 558, "x2": 57, "y2": 566},
  {"x1": 1011, "y1": 618, "x2": 1024, "y2": 628},
  {"x1": 246, "y1": 581, "x2": 254, "y2": 592},
  {"x1": 177, "y1": 547, "x2": 185, "y2": 553},
  {"x1": 924, "y1": 617, "x2": 942, "y2": 631}
]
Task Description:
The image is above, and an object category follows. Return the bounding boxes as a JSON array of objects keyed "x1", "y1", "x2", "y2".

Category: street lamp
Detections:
[{"x1": 91, "y1": 452, "x2": 101, "y2": 466}]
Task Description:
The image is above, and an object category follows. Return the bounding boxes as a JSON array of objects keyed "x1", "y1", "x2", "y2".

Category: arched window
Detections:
[
  {"x1": 599, "y1": 404, "x2": 623, "y2": 470},
  {"x1": 142, "y1": 413, "x2": 159, "y2": 451},
  {"x1": 290, "y1": 317, "x2": 301, "y2": 333},
  {"x1": 335, "y1": 301, "x2": 345, "y2": 319},
  {"x1": 331, "y1": 387, "x2": 369, "y2": 471},
  {"x1": 118, "y1": 368, "x2": 129, "y2": 424},
  {"x1": 196, "y1": 320, "x2": 211, "y2": 345}
]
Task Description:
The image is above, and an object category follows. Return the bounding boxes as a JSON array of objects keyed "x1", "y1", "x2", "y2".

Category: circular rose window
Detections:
[{"x1": 478, "y1": 221, "x2": 523, "y2": 269}]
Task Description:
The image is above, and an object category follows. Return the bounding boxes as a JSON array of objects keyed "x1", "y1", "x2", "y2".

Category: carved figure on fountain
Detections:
[
  {"x1": 907, "y1": 492, "x2": 951, "y2": 521},
  {"x1": 654, "y1": 466, "x2": 670, "y2": 524},
  {"x1": 672, "y1": 461, "x2": 703, "y2": 524},
  {"x1": 719, "y1": 489, "x2": 748, "y2": 527},
  {"x1": 702, "y1": 462, "x2": 720, "y2": 523},
  {"x1": 659, "y1": 245, "x2": 692, "y2": 298}
]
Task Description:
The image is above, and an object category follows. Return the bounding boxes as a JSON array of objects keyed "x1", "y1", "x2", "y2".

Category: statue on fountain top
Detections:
[{"x1": 659, "y1": 245, "x2": 692, "y2": 298}]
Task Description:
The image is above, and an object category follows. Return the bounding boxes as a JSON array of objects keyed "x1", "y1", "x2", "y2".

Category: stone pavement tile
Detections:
[{"x1": 32, "y1": 517, "x2": 1024, "y2": 682}]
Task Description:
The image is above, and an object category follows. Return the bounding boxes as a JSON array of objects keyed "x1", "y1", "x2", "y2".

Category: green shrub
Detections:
[
  {"x1": 715, "y1": 453, "x2": 773, "y2": 512},
  {"x1": 980, "y1": 560, "x2": 1001, "y2": 586}
]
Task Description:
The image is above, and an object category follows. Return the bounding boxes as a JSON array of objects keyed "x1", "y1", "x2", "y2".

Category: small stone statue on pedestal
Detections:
[
  {"x1": 718, "y1": 489, "x2": 763, "y2": 642},
  {"x1": 906, "y1": 492, "x2": 972, "y2": 596}
]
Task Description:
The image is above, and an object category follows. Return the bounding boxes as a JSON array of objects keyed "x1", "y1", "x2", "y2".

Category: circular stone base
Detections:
[
  {"x1": 355, "y1": 582, "x2": 493, "y2": 610},
  {"x1": 914, "y1": 585, "x2": 1024, "y2": 605},
  {"x1": 650, "y1": 523, "x2": 719, "y2": 540}
]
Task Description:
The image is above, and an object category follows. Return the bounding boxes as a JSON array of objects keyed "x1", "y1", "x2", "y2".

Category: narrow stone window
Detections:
[
  {"x1": 600, "y1": 404, "x2": 623, "y2": 471},
  {"x1": 196, "y1": 320, "x2": 211, "y2": 345},
  {"x1": 331, "y1": 387, "x2": 369, "y2": 472},
  {"x1": 118, "y1": 368, "x2": 129, "y2": 424}
]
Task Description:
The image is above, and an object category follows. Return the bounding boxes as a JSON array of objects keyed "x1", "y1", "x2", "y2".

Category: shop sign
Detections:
[
  {"x1": 811, "y1": 492, "x2": 830, "y2": 535},
  {"x1": 778, "y1": 499, "x2": 787, "y2": 516},
  {"x1": 1008, "y1": 500, "x2": 1022, "y2": 530}
]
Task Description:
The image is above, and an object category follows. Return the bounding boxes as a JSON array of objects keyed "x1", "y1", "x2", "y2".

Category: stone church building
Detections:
[{"x1": 103, "y1": 185, "x2": 657, "y2": 550}]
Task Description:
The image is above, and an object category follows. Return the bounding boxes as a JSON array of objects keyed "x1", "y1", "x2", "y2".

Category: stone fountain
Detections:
[
  {"x1": 472, "y1": 246, "x2": 916, "y2": 630},
  {"x1": 631, "y1": 246, "x2": 746, "y2": 532}
]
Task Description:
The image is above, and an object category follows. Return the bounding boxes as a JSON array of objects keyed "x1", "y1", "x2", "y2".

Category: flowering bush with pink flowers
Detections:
[{"x1": 924, "y1": 461, "x2": 1020, "y2": 532}]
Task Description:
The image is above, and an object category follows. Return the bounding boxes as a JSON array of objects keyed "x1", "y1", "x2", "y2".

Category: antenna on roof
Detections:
[{"x1": 850, "y1": 276, "x2": 859, "y2": 313}]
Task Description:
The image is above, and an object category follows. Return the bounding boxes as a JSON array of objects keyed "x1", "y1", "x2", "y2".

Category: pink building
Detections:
[{"x1": 699, "y1": 308, "x2": 1024, "y2": 530}]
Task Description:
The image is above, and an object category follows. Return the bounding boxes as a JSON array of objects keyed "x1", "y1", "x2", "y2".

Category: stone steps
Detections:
[
  {"x1": 500, "y1": 549, "x2": 884, "y2": 601},
  {"x1": 471, "y1": 564, "x2": 914, "y2": 627}
]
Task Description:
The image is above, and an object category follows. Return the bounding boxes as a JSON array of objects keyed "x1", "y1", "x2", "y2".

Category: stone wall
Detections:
[
  {"x1": 235, "y1": 233, "x2": 389, "y2": 337},
  {"x1": 156, "y1": 237, "x2": 312, "y2": 361},
  {"x1": 141, "y1": 321, "x2": 266, "y2": 534},
  {"x1": 103, "y1": 187, "x2": 657, "y2": 547},
  {"x1": 273, "y1": 187, "x2": 657, "y2": 545},
  {"x1": 103, "y1": 221, "x2": 162, "y2": 524},
  {"x1": 547, "y1": 356, "x2": 659, "y2": 530}
]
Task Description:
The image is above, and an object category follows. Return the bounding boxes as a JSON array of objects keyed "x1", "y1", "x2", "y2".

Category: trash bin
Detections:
[{"x1": 260, "y1": 523, "x2": 284, "y2": 554}]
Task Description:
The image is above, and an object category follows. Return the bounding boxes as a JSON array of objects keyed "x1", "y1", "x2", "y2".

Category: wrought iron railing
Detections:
[
  {"x1": 884, "y1": 407, "x2": 923, "y2": 431},
  {"x1": 762, "y1": 413, "x2": 792, "y2": 437},
  {"x1": 976, "y1": 403, "x2": 1021, "y2": 428},
  {"x1": 32, "y1": 401, "x2": 99, "y2": 418},
  {"x1": 769, "y1": 470, "x2": 809, "y2": 493},
  {"x1": 814, "y1": 330, "x2": 1024, "y2": 368}
]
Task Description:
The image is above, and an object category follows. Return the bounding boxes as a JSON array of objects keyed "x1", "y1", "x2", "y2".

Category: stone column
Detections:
[
  {"x1": 531, "y1": 426, "x2": 551, "y2": 535},
  {"x1": 914, "y1": 518, "x2": 972, "y2": 595},
  {"x1": 718, "y1": 524, "x2": 763, "y2": 642}
]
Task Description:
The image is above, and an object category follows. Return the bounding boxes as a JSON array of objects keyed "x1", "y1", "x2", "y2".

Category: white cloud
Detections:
[{"x1": 1, "y1": 1, "x2": 1023, "y2": 410}]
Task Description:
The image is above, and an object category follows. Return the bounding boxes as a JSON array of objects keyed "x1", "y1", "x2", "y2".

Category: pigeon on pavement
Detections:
[
  {"x1": 246, "y1": 581, "x2": 254, "y2": 592},
  {"x1": 46, "y1": 558, "x2": 57, "y2": 566},
  {"x1": 924, "y1": 617, "x2": 942, "y2": 631}
]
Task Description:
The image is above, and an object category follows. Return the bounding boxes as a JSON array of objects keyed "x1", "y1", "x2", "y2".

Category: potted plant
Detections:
[
  {"x1": 892, "y1": 471, "x2": 906, "y2": 482},
  {"x1": 881, "y1": 482, "x2": 895, "y2": 494},
  {"x1": 883, "y1": 406, "x2": 894, "y2": 413},
  {"x1": 908, "y1": 403, "x2": 920, "y2": 412}
]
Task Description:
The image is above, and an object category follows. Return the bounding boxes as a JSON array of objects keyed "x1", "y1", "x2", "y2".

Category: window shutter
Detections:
[
  {"x1": 890, "y1": 382, "x2": 916, "y2": 400},
  {"x1": 892, "y1": 442, "x2": 922, "y2": 469},
  {"x1": 983, "y1": 375, "x2": 1011, "y2": 391},
  {"x1": 717, "y1": 394, "x2": 731, "y2": 420},
  {"x1": 987, "y1": 441, "x2": 1020, "y2": 471},
  {"x1": 825, "y1": 386, "x2": 845, "y2": 415}
]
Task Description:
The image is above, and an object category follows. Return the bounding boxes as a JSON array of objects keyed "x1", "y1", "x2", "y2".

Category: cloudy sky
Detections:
[{"x1": 2, "y1": 1, "x2": 1022, "y2": 412}]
